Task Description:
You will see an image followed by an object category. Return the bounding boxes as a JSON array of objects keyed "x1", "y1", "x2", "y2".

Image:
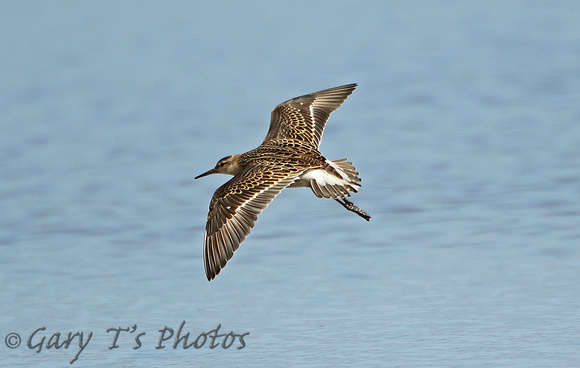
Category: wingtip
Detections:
[
  {"x1": 331, "y1": 82, "x2": 357, "y2": 91},
  {"x1": 205, "y1": 266, "x2": 217, "y2": 281},
  {"x1": 342, "y1": 82, "x2": 357, "y2": 90}
]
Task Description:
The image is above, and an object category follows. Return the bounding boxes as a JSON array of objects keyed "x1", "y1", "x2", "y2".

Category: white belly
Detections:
[
  {"x1": 288, "y1": 159, "x2": 360, "y2": 199},
  {"x1": 291, "y1": 167, "x2": 349, "y2": 188}
]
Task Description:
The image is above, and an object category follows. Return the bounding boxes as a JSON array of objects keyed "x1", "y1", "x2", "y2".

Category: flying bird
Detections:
[{"x1": 195, "y1": 84, "x2": 370, "y2": 280}]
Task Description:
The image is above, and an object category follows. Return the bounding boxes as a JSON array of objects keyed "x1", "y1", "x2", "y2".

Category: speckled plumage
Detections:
[{"x1": 195, "y1": 84, "x2": 370, "y2": 280}]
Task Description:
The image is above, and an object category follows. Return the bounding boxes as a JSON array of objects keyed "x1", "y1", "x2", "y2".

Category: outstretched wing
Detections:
[
  {"x1": 262, "y1": 83, "x2": 357, "y2": 148},
  {"x1": 203, "y1": 165, "x2": 300, "y2": 280}
]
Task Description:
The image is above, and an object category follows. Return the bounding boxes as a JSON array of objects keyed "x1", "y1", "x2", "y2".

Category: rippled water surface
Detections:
[{"x1": 1, "y1": 2, "x2": 579, "y2": 367}]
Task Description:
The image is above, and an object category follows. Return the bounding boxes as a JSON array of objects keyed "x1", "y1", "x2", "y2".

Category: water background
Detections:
[{"x1": 1, "y1": 1, "x2": 579, "y2": 367}]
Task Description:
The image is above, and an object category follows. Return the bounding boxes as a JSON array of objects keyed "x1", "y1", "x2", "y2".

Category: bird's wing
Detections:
[
  {"x1": 262, "y1": 83, "x2": 357, "y2": 148},
  {"x1": 203, "y1": 164, "x2": 300, "y2": 280}
]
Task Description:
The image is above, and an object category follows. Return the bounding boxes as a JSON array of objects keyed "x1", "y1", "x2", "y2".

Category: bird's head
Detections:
[{"x1": 195, "y1": 154, "x2": 242, "y2": 179}]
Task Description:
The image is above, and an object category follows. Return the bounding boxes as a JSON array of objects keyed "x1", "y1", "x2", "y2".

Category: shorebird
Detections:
[{"x1": 195, "y1": 83, "x2": 370, "y2": 280}]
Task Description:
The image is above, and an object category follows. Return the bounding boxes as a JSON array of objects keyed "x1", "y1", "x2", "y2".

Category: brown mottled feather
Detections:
[
  {"x1": 203, "y1": 163, "x2": 301, "y2": 280},
  {"x1": 263, "y1": 83, "x2": 357, "y2": 148}
]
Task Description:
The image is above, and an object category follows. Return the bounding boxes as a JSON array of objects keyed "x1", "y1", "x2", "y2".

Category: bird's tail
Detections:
[{"x1": 308, "y1": 159, "x2": 361, "y2": 199}]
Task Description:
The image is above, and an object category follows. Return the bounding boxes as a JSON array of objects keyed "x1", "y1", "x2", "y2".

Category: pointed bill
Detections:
[{"x1": 195, "y1": 168, "x2": 217, "y2": 179}]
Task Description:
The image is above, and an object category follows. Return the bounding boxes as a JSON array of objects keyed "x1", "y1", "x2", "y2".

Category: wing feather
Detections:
[
  {"x1": 203, "y1": 165, "x2": 299, "y2": 280},
  {"x1": 262, "y1": 83, "x2": 357, "y2": 147}
]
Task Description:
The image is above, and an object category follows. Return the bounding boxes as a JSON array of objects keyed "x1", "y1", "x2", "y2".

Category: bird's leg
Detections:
[{"x1": 334, "y1": 197, "x2": 371, "y2": 221}]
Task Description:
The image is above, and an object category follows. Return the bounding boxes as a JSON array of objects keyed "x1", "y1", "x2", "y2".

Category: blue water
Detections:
[{"x1": 1, "y1": 1, "x2": 579, "y2": 367}]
